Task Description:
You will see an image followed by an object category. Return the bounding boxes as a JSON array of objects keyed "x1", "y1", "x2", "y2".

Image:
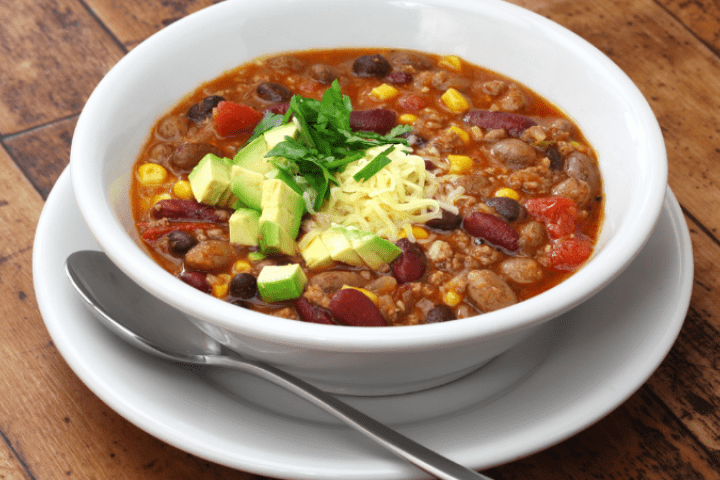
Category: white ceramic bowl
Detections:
[{"x1": 71, "y1": 0, "x2": 667, "y2": 396}]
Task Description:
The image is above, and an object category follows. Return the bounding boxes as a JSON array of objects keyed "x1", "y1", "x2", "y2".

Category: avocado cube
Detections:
[
  {"x1": 187, "y1": 153, "x2": 232, "y2": 206},
  {"x1": 230, "y1": 165, "x2": 264, "y2": 211},
  {"x1": 233, "y1": 134, "x2": 272, "y2": 174},
  {"x1": 299, "y1": 235, "x2": 334, "y2": 269},
  {"x1": 259, "y1": 221, "x2": 295, "y2": 256},
  {"x1": 256, "y1": 264, "x2": 308, "y2": 302},
  {"x1": 229, "y1": 208, "x2": 261, "y2": 246},
  {"x1": 344, "y1": 227, "x2": 401, "y2": 269},
  {"x1": 260, "y1": 179, "x2": 305, "y2": 238},
  {"x1": 260, "y1": 205, "x2": 301, "y2": 239},
  {"x1": 263, "y1": 122, "x2": 299, "y2": 149},
  {"x1": 320, "y1": 227, "x2": 363, "y2": 266}
]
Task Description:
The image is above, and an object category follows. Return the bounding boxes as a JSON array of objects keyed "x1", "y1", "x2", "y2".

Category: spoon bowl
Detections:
[{"x1": 65, "y1": 250, "x2": 491, "y2": 480}]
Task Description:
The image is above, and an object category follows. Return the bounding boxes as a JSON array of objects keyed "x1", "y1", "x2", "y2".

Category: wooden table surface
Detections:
[{"x1": 1, "y1": 0, "x2": 717, "y2": 478}]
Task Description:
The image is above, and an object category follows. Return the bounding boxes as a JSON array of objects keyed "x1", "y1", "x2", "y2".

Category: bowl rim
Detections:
[{"x1": 70, "y1": 0, "x2": 668, "y2": 351}]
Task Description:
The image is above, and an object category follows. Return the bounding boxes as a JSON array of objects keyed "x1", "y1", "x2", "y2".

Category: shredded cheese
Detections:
[{"x1": 319, "y1": 145, "x2": 452, "y2": 242}]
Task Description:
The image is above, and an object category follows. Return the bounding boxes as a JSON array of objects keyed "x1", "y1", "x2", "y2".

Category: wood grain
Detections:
[{"x1": 0, "y1": 0, "x2": 123, "y2": 134}]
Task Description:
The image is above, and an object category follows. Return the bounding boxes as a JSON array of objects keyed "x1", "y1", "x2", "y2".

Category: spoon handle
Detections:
[{"x1": 207, "y1": 355, "x2": 492, "y2": 480}]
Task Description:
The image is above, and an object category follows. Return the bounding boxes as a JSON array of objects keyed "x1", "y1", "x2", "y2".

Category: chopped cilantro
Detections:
[
  {"x1": 263, "y1": 80, "x2": 412, "y2": 211},
  {"x1": 353, "y1": 146, "x2": 394, "y2": 182}
]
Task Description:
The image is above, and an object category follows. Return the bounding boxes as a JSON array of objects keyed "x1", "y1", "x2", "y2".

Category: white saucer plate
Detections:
[{"x1": 33, "y1": 169, "x2": 692, "y2": 479}]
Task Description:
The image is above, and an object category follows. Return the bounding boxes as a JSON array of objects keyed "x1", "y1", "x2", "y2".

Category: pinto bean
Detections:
[
  {"x1": 466, "y1": 270, "x2": 518, "y2": 313},
  {"x1": 184, "y1": 240, "x2": 234, "y2": 272},
  {"x1": 425, "y1": 305, "x2": 455, "y2": 323},
  {"x1": 352, "y1": 54, "x2": 391, "y2": 78},
  {"x1": 349, "y1": 108, "x2": 396, "y2": 135},
  {"x1": 463, "y1": 110, "x2": 536, "y2": 137},
  {"x1": 463, "y1": 212, "x2": 519, "y2": 253},
  {"x1": 390, "y1": 51, "x2": 433, "y2": 71},
  {"x1": 564, "y1": 152, "x2": 601, "y2": 195},
  {"x1": 156, "y1": 115, "x2": 188, "y2": 141},
  {"x1": 490, "y1": 138, "x2": 538, "y2": 170},
  {"x1": 308, "y1": 64, "x2": 337, "y2": 85},
  {"x1": 391, "y1": 238, "x2": 427, "y2": 283},
  {"x1": 170, "y1": 142, "x2": 224, "y2": 172},
  {"x1": 552, "y1": 177, "x2": 592, "y2": 208},
  {"x1": 329, "y1": 288, "x2": 387, "y2": 326}
]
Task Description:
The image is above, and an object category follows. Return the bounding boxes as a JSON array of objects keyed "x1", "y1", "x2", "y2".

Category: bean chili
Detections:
[{"x1": 131, "y1": 48, "x2": 603, "y2": 326}]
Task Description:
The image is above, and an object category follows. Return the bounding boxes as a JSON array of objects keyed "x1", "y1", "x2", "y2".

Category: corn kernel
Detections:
[
  {"x1": 448, "y1": 126, "x2": 470, "y2": 144},
  {"x1": 447, "y1": 154, "x2": 474, "y2": 175},
  {"x1": 441, "y1": 88, "x2": 469, "y2": 114},
  {"x1": 212, "y1": 274, "x2": 232, "y2": 298},
  {"x1": 398, "y1": 113, "x2": 418, "y2": 125},
  {"x1": 342, "y1": 286, "x2": 379, "y2": 306},
  {"x1": 137, "y1": 163, "x2": 167, "y2": 186},
  {"x1": 152, "y1": 193, "x2": 172, "y2": 205},
  {"x1": 370, "y1": 83, "x2": 400, "y2": 101},
  {"x1": 172, "y1": 180, "x2": 193, "y2": 199},
  {"x1": 439, "y1": 55, "x2": 462, "y2": 72},
  {"x1": 398, "y1": 225, "x2": 429, "y2": 240},
  {"x1": 443, "y1": 290, "x2": 463, "y2": 307},
  {"x1": 494, "y1": 188, "x2": 520, "y2": 201},
  {"x1": 233, "y1": 260, "x2": 251, "y2": 273}
]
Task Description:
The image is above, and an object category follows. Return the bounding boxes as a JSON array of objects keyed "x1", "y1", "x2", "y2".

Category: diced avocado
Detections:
[
  {"x1": 229, "y1": 208, "x2": 260, "y2": 246},
  {"x1": 232, "y1": 134, "x2": 273, "y2": 174},
  {"x1": 263, "y1": 122, "x2": 298, "y2": 149},
  {"x1": 260, "y1": 205, "x2": 301, "y2": 239},
  {"x1": 260, "y1": 178, "x2": 305, "y2": 238},
  {"x1": 230, "y1": 165, "x2": 264, "y2": 211},
  {"x1": 320, "y1": 227, "x2": 363, "y2": 266},
  {"x1": 187, "y1": 153, "x2": 232, "y2": 206},
  {"x1": 299, "y1": 235, "x2": 334, "y2": 269},
  {"x1": 256, "y1": 264, "x2": 307, "y2": 302},
  {"x1": 259, "y1": 221, "x2": 295, "y2": 256},
  {"x1": 344, "y1": 227, "x2": 402, "y2": 269},
  {"x1": 248, "y1": 251, "x2": 266, "y2": 262}
]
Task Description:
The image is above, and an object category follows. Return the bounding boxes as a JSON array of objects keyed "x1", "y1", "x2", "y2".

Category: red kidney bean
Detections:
[
  {"x1": 463, "y1": 110, "x2": 536, "y2": 137},
  {"x1": 384, "y1": 71, "x2": 413, "y2": 84},
  {"x1": 179, "y1": 271, "x2": 211, "y2": 293},
  {"x1": 391, "y1": 238, "x2": 427, "y2": 283},
  {"x1": 463, "y1": 212, "x2": 520, "y2": 253},
  {"x1": 397, "y1": 94, "x2": 426, "y2": 111},
  {"x1": 352, "y1": 54, "x2": 391, "y2": 78},
  {"x1": 262, "y1": 103, "x2": 290, "y2": 115},
  {"x1": 349, "y1": 108, "x2": 396, "y2": 135},
  {"x1": 151, "y1": 199, "x2": 230, "y2": 223},
  {"x1": 425, "y1": 209, "x2": 463, "y2": 230},
  {"x1": 295, "y1": 297, "x2": 335, "y2": 325},
  {"x1": 328, "y1": 289, "x2": 387, "y2": 327}
]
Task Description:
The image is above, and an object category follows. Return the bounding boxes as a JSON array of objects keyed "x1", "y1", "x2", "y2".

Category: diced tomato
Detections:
[
  {"x1": 549, "y1": 237, "x2": 593, "y2": 271},
  {"x1": 213, "y1": 101, "x2": 263, "y2": 137},
  {"x1": 524, "y1": 196, "x2": 578, "y2": 240}
]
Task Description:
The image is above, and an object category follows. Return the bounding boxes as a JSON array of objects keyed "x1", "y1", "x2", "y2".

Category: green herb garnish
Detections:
[{"x1": 264, "y1": 80, "x2": 411, "y2": 211}]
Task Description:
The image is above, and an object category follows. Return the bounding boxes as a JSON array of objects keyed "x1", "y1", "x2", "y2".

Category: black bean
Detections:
[
  {"x1": 485, "y1": 197, "x2": 527, "y2": 222},
  {"x1": 256, "y1": 82, "x2": 292, "y2": 103},
  {"x1": 352, "y1": 54, "x2": 391, "y2": 78},
  {"x1": 167, "y1": 230, "x2": 198, "y2": 256},
  {"x1": 547, "y1": 145, "x2": 563, "y2": 170},
  {"x1": 187, "y1": 95, "x2": 225, "y2": 123},
  {"x1": 229, "y1": 272, "x2": 258, "y2": 299},
  {"x1": 425, "y1": 209, "x2": 463, "y2": 230},
  {"x1": 425, "y1": 305, "x2": 456, "y2": 323}
]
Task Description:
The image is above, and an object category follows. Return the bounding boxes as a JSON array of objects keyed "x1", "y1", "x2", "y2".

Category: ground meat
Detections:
[
  {"x1": 307, "y1": 271, "x2": 367, "y2": 293},
  {"x1": 520, "y1": 125, "x2": 547, "y2": 143},
  {"x1": 303, "y1": 284, "x2": 332, "y2": 308},
  {"x1": 507, "y1": 159, "x2": 554, "y2": 194},
  {"x1": 468, "y1": 244, "x2": 502, "y2": 267},
  {"x1": 184, "y1": 240, "x2": 234, "y2": 272},
  {"x1": 552, "y1": 177, "x2": 592, "y2": 208},
  {"x1": 267, "y1": 55, "x2": 305, "y2": 72},
  {"x1": 517, "y1": 221, "x2": 547, "y2": 250},
  {"x1": 499, "y1": 257, "x2": 544, "y2": 284},
  {"x1": 430, "y1": 127, "x2": 466, "y2": 152},
  {"x1": 496, "y1": 84, "x2": 528, "y2": 112},
  {"x1": 482, "y1": 80, "x2": 507, "y2": 96},
  {"x1": 466, "y1": 269, "x2": 518, "y2": 312},
  {"x1": 427, "y1": 240, "x2": 454, "y2": 269},
  {"x1": 270, "y1": 307, "x2": 298, "y2": 319},
  {"x1": 548, "y1": 118, "x2": 573, "y2": 140}
]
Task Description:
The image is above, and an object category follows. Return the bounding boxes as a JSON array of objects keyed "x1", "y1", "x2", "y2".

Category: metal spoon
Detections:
[{"x1": 65, "y1": 250, "x2": 492, "y2": 480}]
